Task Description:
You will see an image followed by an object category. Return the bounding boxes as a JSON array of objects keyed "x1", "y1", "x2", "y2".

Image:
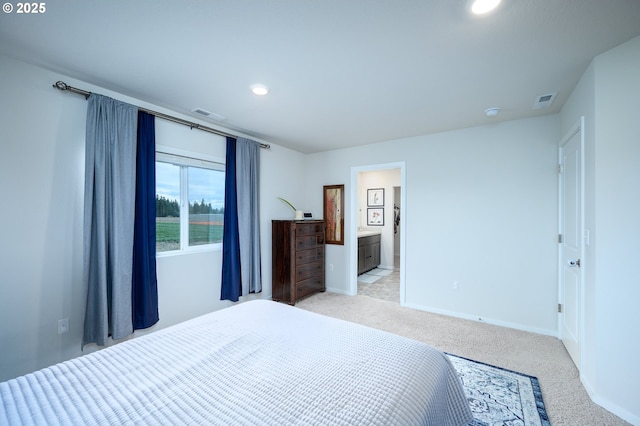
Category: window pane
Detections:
[
  {"x1": 156, "y1": 162, "x2": 181, "y2": 252},
  {"x1": 188, "y1": 166, "x2": 225, "y2": 246}
]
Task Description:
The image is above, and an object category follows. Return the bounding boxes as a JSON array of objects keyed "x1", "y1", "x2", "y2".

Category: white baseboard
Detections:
[
  {"x1": 325, "y1": 286, "x2": 353, "y2": 296},
  {"x1": 581, "y1": 374, "x2": 640, "y2": 426},
  {"x1": 402, "y1": 302, "x2": 559, "y2": 338}
]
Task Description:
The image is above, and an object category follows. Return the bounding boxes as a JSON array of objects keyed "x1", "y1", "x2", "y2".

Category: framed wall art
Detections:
[
  {"x1": 367, "y1": 208, "x2": 384, "y2": 226},
  {"x1": 323, "y1": 184, "x2": 344, "y2": 245},
  {"x1": 367, "y1": 188, "x2": 384, "y2": 206}
]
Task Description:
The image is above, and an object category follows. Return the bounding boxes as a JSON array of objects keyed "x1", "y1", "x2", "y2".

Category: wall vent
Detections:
[
  {"x1": 533, "y1": 92, "x2": 557, "y2": 109},
  {"x1": 192, "y1": 107, "x2": 226, "y2": 121}
]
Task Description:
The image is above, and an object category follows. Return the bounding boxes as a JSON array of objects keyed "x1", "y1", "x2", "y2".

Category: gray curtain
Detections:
[
  {"x1": 83, "y1": 94, "x2": 138, "y2": 346},
  {"x1": 236, "y1": 138, "x2": 262, "y2": 295}
]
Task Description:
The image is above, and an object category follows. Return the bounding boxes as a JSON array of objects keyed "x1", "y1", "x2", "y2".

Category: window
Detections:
[{"x1": 155, "y1": 151, "x2": 225, "y2": 253}]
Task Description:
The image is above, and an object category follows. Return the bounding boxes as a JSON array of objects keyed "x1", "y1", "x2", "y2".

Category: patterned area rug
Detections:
[{"x1": 446, "y1": 354, "x2": 551, "y2": 426}]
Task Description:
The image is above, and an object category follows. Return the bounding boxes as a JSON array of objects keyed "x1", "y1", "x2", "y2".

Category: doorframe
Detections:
[
  {"x1": 349, "y1": 161, "x2": 406, "y2": 305},
  {"x1": 557, "y1": 116, "x2": 585, "y2": 372}
]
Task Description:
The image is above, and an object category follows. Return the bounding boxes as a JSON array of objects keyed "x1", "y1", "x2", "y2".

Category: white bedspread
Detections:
[{"x1": 1, "y1": 300, "x2": 472, "y2": 425}]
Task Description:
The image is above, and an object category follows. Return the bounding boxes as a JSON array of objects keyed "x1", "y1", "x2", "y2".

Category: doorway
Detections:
[
  {"x1": 349, "y1": 162, "x2": 406, "y2": 305},
  {"x1": 558, "y1": 117, "x2": 585, "y2": 371}
]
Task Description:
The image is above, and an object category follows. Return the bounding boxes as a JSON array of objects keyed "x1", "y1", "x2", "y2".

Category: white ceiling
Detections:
[{"x1": 1, "y1": 0, "x2": 640, "y2": 153}]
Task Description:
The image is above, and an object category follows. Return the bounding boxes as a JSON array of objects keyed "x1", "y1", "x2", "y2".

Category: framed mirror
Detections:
[{"x1": 323, "y1": 184, "x2": 344, "y2": 245}]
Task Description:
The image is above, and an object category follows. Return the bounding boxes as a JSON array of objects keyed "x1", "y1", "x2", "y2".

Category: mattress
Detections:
[{"x1": 0, "y1": 300, "x2": 472, "y2": 425}]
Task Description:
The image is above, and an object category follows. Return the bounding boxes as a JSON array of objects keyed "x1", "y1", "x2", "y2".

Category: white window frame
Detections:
[{"x1": 156, "y1": 145, "x2": 226, "y2": 256}]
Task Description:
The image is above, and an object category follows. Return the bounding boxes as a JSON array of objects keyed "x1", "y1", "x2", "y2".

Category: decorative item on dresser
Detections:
[
  {"x1": 272, "y1": 220, "x2": 326, "y2": 305},
  {"x1": 277, "y1": 197, "x2": 303, "y2": 220}
]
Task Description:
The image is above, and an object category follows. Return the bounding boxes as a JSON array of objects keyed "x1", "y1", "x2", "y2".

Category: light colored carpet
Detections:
[{"x1": 296, "y1": 292, "x2": 630, "y2": 426}]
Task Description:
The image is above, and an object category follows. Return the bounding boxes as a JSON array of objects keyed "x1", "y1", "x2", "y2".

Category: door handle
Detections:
[{"x1": 567, "y1": 259, "x2": 581, "y2": 268}]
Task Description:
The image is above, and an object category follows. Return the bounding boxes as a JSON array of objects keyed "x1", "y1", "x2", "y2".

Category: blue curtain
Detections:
[
  {"x1": 132, "y1": 111, "x2": 159, "y2": 330},
  {"x1": 220, "y1": 137, "x2": 262, "y2": 301},
  {"x1": 221, "y1": 137, "x2": 242, "y2": 301},
  {"x1": 236, "y1": 138, "x2": 262, "y2": 295},
  {"x1": 83, "y1": 94, "x2": 137, "y2": 346}
]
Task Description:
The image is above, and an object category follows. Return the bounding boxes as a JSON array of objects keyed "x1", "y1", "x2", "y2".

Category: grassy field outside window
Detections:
[{"x1": 156, "y1": 153, "x2": 225, "y2": 253}]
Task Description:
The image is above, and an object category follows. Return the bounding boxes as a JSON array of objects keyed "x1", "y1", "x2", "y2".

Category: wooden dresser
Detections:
[{"x1": 272, "y1": 220, "x2": 325, "y2": 305}]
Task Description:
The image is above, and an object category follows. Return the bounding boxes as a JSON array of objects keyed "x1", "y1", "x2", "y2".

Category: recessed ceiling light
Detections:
[
  {"x1": 470, "y1": 0, "x2": 501, "y2": 15},
  {"x1": 485, "y1": 107, "x2": 500, "y2": 117},
  {"x1": 250, "y1": 84, "x2": 270, "y2": 96}
]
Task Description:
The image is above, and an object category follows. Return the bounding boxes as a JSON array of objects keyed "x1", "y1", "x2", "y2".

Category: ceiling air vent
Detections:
[
  {"x1": 192, "y1": 107, "x2": 226, "y2": 122},
  {"x1": 533, "y1": 92, "x2": 557, "y2": 109}
]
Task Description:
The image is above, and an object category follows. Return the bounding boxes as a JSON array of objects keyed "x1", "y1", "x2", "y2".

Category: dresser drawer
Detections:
[
  {"x1": 296, "y1": 260, "x2": 323, "y2": 281},
  {"x1": 296, "y1": 222, "x2": 324, "y2": 235},
  {"x1": 296, "y1": 234, "x2": 324, "y2": 250},
  {"x1": 297, "y1": 277, "x2": 324, "y2": 299},
  {"x1": 296, "y1": 247, "x2": 324, "y2": 264}
]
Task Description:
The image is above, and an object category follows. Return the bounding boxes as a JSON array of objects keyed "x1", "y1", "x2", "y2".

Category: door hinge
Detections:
[
  {"x1": 558, "y1": 303, "x2": 563, "y2": 313},
  {"x1": 558, "y1": 164, "x2": 564, "y2": 174},
  {"x1": 558, "y1": 234, "x2": 563, "y2": 244}
]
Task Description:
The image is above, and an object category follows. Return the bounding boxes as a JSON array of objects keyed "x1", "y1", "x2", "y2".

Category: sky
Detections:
[{"x1": 156, "y1": 162, "x2": 225, "y2": 209}]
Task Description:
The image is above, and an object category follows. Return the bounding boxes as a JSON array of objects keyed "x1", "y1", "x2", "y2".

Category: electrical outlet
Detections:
[
  {"x1": 329, "y1": 264, "x2": 334, "y2": 272},
  {"x1": 452, "y1": 280, "x2": 459, "y2": 290},
  {"x1": 57, "y1": 318, "x2": 69, "y2": 335}
]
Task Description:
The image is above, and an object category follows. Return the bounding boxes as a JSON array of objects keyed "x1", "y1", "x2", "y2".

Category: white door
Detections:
[{"x1": 559, "y1": 121, "x2": 584, "y2": 370}]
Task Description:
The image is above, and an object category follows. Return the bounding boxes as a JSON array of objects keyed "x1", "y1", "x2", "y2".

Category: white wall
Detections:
[
  {"x1": 0, "y1": 55, "x2": 308, "y2": 381},
  {"x1": 305, "y1": 115, "x2": 560, "y2": 336},
  {"x1": 561, "y1": 36, "x2": 640, "y2": 425},
  {"x1": 0, "y1": 56, "x2": 87, "y2": 380},
  {"x1": 593, "y1": 38, "x2": 640, "y2": 422}
]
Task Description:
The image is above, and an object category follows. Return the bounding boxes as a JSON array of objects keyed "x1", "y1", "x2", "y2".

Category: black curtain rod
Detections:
[{"x1": 52, "y1": 81, "x2": 270, "y2": 149}]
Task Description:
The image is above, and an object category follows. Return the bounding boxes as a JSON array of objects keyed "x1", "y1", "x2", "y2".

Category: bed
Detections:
[{"x1": 0, "y1": 300, "x2": 472, "y2": 425}]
